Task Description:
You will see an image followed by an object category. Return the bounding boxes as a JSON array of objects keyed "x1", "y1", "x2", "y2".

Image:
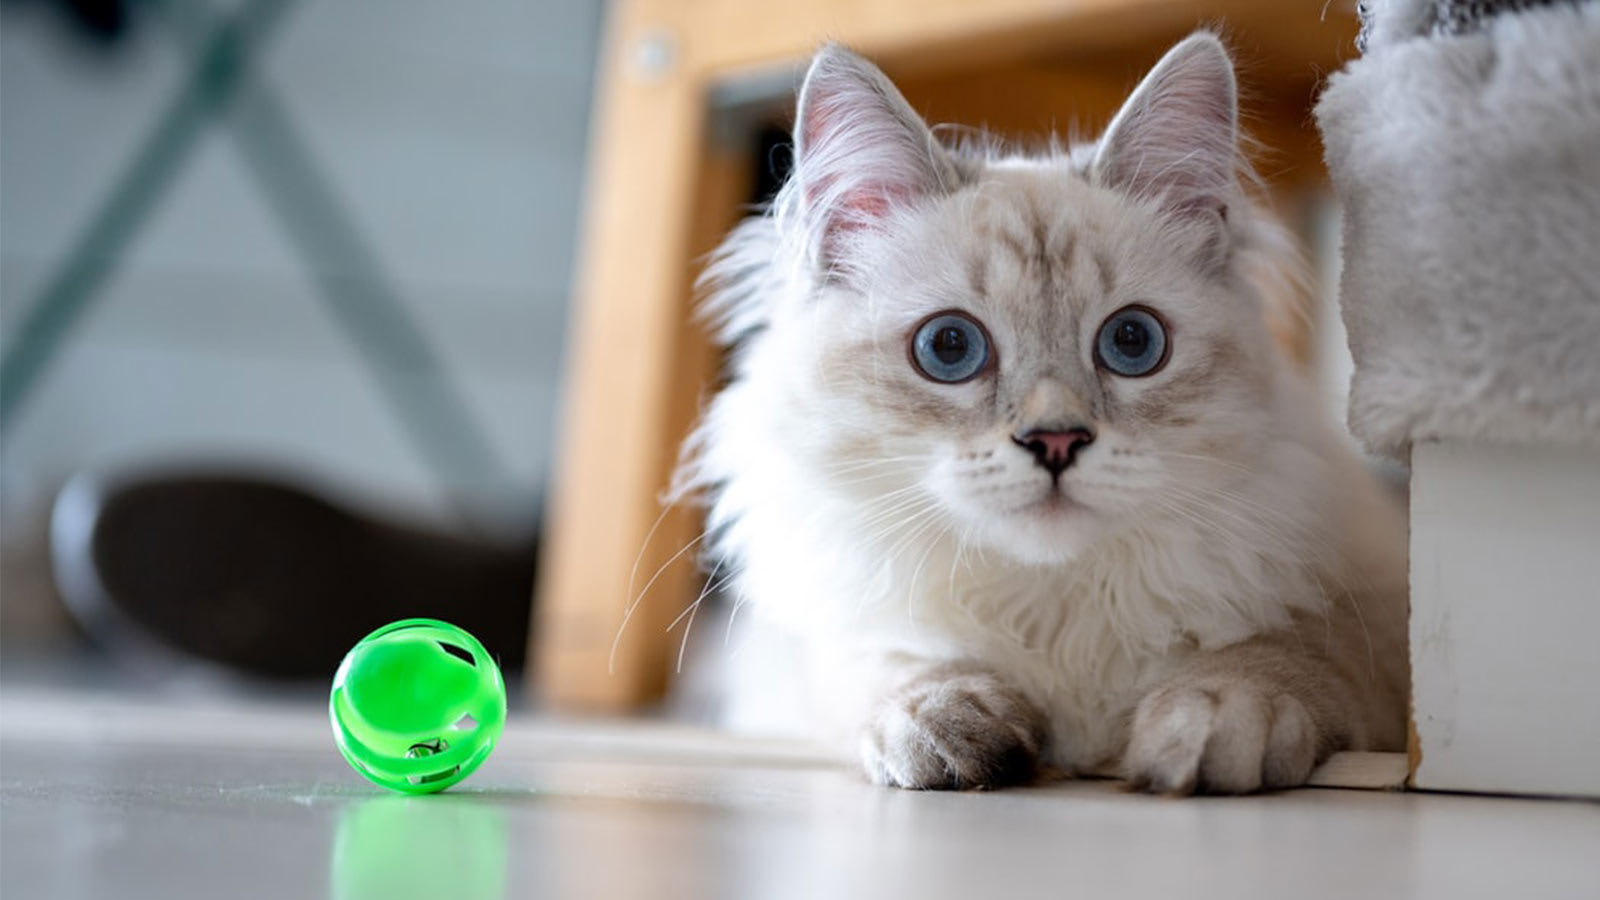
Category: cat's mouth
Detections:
[{"x1": 1016, "y1": 488, "x2": 1084, "y2": 517}]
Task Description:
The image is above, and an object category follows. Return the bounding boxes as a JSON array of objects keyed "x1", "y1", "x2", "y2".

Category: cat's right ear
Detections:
[
  {"x1": 1092, "y1": 33, "x2": 1239, "y2": 228},
  {"x1": 793, "y1": 45, "x2": 952, "y2": 269}
]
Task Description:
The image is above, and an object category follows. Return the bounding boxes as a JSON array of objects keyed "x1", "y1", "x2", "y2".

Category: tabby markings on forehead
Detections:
[
  {"x1": 1029, "y1": 213, "x2": 1055, "y2": 295},
  {"x1": 973, "y1": 219, "x2": 1073, "y2": 318},
  {"x1": 987, "y1": 225, "x2": 1033, "y2": 276},
  {"x1": 1091, "y1": 249, "x2": 1116, "y2": 296},
  {"x1": 965, "y1": 253, "x2": 988, "y2": 302}
]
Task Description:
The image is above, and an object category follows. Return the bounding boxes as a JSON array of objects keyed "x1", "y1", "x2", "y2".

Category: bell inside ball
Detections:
[{"x1": 329, "y1": 618, "x2": 506, "y2": 793}]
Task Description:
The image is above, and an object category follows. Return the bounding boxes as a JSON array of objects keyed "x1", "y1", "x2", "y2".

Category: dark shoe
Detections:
[{"x1": 50, "y1": 468, "x2": 536, "y2": 678}]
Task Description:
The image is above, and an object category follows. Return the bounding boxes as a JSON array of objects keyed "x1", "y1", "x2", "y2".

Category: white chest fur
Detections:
[{"x1": 717, "y1": 458, "x2": 1325, "y2": 771}]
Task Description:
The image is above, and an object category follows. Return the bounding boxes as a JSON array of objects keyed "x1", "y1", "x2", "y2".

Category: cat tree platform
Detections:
[{"x1": 1317, "y1": 0, "x2": 1600, "y2": 798}]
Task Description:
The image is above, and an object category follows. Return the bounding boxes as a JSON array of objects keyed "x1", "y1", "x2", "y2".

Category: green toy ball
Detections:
[{"x1": 329, "y1": 618, "x2": 506, "y2": 794}]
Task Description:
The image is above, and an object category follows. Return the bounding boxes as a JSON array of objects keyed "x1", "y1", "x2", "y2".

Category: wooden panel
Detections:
[
  {"x1": 677, "y1": 0, "x2": 1265, "y2": 77},
  {"x1": 672, "y1": 0, "x2": 1355, "y2": 82},
  {"x1": 531, "y1": 0, "x2": 749, "y2": 710}
]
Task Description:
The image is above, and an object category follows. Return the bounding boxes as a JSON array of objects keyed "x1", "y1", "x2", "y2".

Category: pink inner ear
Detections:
[
  {"x1": 801, "y1": 97, "x2": 906, "y2": 237},
  {"x1": 807, "y1": 180, "x2": 896, "y2": 231},
  {"x1": 794, "y1": 62, "x2": 940, "y2": 262}
]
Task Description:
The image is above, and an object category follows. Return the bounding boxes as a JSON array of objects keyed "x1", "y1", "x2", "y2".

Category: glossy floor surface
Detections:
[{"x1": 3, "y1": 689, "x2": 1598, "y2": 900}]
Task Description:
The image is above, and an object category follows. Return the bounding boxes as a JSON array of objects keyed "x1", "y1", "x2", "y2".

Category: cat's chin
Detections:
[{"x1": 972, "y1": 496, "x2": 1103, "y2": 566}]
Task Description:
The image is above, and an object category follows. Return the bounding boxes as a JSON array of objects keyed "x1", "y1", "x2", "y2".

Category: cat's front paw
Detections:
[
  {"x1": 1123, "y1": 678, "x2": 1318, "y2": 795},
  {"x1": 860, "y1": 665, "x2": 1047, "y2": 790}
]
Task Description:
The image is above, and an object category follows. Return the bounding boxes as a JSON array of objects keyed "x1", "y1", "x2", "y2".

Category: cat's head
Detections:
[{"x1": 710, "y1": 33, "x2": 1302, "y2": 566}]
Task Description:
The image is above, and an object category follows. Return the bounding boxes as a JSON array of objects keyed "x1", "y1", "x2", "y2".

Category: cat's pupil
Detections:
[
  {"x1": 933, "y1": 326, "x2": 968, "y2": 363},
  {"x1": 1113, "y1": 320, "x2": 1149, "y2": 356}
]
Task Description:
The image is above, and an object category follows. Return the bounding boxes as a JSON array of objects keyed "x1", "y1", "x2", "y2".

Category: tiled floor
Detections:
[{"x1": 2, "y1": 689, "x2": 1597, "y2": 900}]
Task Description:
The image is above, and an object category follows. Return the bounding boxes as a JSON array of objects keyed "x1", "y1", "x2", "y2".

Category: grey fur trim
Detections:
[
  {"x1": 1319, "y1": 1, "x2": 1600, "y2": 457},
  {"x1": 1357, "y1": 0, "x2": 1588, "y2": 53}
]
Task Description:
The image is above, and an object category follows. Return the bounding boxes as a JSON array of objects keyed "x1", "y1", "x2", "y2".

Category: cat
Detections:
[{"x1": 676, "y1": 31, "x2": 1409, "y2": 794}]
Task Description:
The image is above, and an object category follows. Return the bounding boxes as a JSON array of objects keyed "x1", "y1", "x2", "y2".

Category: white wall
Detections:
[{"x1": 1, "y1": 0, "x2": 604, "y2": 537}]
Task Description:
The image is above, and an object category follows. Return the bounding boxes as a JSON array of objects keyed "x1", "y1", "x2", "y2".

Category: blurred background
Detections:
[
  {"x1": 1, "y1": 0, "x2": 1361, "y2": 706},
  {"x1": 2, "y1": 0, "x2": 604, "y2": 673}
]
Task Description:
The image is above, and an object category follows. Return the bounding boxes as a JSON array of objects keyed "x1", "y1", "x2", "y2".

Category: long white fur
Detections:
[{"x1": 676, "y1": 34, "x2": 1402, "y2": 772}]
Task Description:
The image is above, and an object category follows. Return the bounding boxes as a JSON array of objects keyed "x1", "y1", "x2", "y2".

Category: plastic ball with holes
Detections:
[{"x1": 329, "y1": 618, "x2": 507, "y2": 793}]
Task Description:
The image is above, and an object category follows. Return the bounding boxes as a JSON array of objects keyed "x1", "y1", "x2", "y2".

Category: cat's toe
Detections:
[
  {"x1": 1123, "y1": 680, "x2": 1319, "y2": 795},
  {"x1": 861, "y1": 668, "x2": 1046, "y2": 790}
]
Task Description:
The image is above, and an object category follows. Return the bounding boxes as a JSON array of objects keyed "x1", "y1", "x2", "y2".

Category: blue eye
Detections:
[
  {"x1": 910, "y1": 312, "x2": 991, "y2": 383},
  {"x1": 1095, "y1": 306, "x2": 1168, "y2": 377}
]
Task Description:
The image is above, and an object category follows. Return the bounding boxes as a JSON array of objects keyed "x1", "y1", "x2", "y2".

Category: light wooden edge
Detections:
[{"x1": 1306, "y1": 751, "x2": 1411, "y2": 791}]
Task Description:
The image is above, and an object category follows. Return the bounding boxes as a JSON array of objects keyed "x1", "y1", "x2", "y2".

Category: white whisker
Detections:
[{"x1": 609, "y1": 529, "x2": 706, "y2": 674}]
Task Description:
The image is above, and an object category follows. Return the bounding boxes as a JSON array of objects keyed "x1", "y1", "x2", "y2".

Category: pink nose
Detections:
[{"x1": 1012, "y1": 427, "x2": 1095, "y2": 476}]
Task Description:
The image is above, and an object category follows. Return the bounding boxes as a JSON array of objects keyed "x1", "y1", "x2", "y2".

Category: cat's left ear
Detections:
[
  {"x1": 793, "y1": 44, "x2": 956, "y2": 270},
  {"x1": 1093, "y1": 33, "x2": 1239, "y2": 232}
]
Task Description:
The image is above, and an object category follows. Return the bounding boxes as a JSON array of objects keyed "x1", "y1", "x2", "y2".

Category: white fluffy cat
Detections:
[{"x1": 677, "y1": 32, "x2": 1409, "y2": 793}]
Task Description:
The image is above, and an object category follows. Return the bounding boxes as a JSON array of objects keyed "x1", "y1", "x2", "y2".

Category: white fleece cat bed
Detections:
[{"x1": 1316, "y1": 0, "x2": 1600, "y2": 457}]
